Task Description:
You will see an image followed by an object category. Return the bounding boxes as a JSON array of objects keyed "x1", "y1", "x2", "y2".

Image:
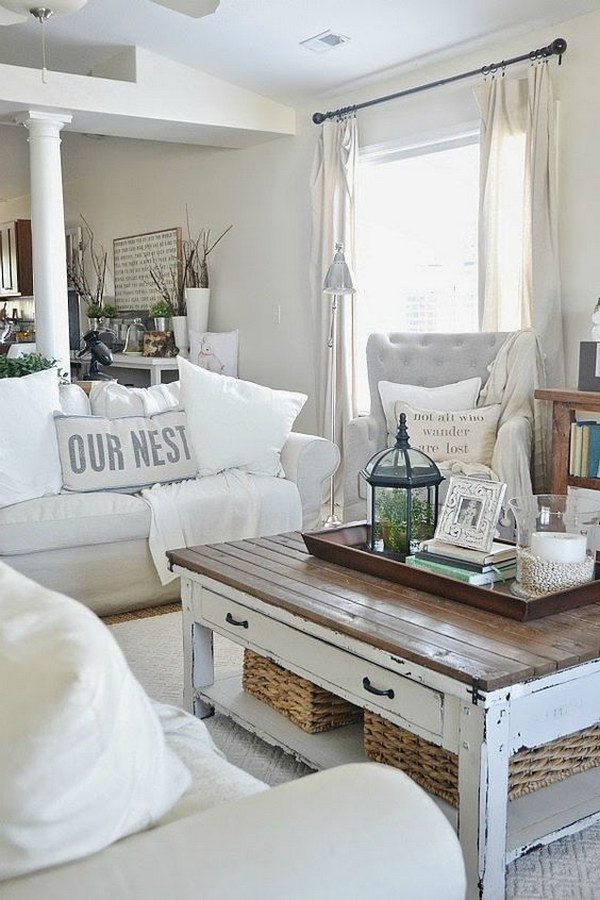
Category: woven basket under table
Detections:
[
  {"x1": 243, "y1": 650, "x2": 362, "y2": 734},
  {"x1": 364, "y1": 710, "x2": 600, "y2": 807}
]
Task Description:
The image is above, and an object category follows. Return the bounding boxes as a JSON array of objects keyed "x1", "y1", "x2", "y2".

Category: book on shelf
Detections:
[
  {"x1": 569, "y1": 421, "x2": 600, "y2": 477},
  {"x1": 590, "y1": 426, "x2": 600, "y2": 478},
  {"x1": 419, "y1": 538, "x2": 516, "y2": 566},
  {"x1": 405, "y1": 555, "x2": 516, "y2": 585}
]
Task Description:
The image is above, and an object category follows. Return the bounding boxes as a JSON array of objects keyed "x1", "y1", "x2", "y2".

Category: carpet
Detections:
[{"x1": 109, "y1": 610, "x2": 600, "y2": 898}]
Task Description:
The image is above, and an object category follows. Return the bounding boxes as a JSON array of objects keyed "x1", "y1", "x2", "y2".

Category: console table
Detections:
[
  {"x1": 70, "y1": 350, "x2": 178, "y2": 386},
  {"x1": 169, "y1": 533, "x2": 600, "y2": 900},
  {"x1": 535, "y1": 388, "x2": 600, "y2": 493}
]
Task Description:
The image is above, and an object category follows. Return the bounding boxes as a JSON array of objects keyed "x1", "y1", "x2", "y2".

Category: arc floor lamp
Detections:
[{"x1": 323, "y1": 242, "x2": 355, "y2": 527}]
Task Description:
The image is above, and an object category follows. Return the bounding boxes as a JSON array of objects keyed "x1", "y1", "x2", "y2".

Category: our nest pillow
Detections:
[
  {"x1": 0, "y1": 563, "x2": 190, "y2": 881},
  {"x1": 179, "y1": 356, "x2": 306, "y2": 477},
  {"x1": 0, "y1": 367, "x2": 62, "y2": 509},
  {"x1": 54, "y1": 409, "x2": 197, "y2": 492},
  {"x1": 395, "y1": 402, "x2": 501, "y2": 467}
]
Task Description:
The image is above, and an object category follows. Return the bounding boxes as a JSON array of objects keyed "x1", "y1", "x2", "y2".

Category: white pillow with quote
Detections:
[
  {"x1": 54, "y1": 409, "x2": 196, "y2": 492},
  {"x1": 379, "y1": 377, "x2": 481, "y2": 442},
  {"x1": 395, "y1": 402, "x2": 501, "y2": 467}
]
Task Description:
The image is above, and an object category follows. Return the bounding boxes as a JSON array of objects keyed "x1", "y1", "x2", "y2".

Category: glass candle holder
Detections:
[{"x1": 508, "y1": 495, "x2": 600, "y2": 598}]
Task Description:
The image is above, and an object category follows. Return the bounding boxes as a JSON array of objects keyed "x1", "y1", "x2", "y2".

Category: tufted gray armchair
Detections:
[{"x1": 343, "y1": 331, "x2": 512, "y2": 522}]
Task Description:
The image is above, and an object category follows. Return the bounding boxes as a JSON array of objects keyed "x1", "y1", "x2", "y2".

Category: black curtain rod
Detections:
[{"x1": 312, "y1": 37, "x2": 567, "y2": 125}]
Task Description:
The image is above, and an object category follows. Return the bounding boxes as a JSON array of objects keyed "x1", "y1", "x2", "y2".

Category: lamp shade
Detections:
[{"x1": 323, "y1": 243, "x2": 355, "y2": 295}]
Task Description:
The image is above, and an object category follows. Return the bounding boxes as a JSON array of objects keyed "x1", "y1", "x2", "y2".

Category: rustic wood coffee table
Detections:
[{"x1": 168, "y1": 533, "x2": 600, "y2": 900}]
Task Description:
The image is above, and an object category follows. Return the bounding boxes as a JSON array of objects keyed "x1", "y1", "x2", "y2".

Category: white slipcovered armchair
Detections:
[{"x1": 344, "y1": 331, "x2": 540, "y2": 522}]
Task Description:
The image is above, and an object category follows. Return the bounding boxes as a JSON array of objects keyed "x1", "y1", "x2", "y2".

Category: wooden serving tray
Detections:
[{"x1": 302, "y1": 523, "x2": 600, "y2": 621}]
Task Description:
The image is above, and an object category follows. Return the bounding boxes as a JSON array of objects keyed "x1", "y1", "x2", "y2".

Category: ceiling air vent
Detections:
[{"x1": 300, "y1": 30, "x2": 351, "y2": 53}]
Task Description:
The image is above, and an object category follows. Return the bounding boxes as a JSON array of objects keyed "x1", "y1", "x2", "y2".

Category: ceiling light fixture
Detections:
[
  {"x1": 300, "y1": 29, "x2": 351, "y2": 54},
  {"x1": 0, "y1": 0, "x2": 86, "y2": 25},
  {"x1": 30, "y1": 6, "x2": 53, "y2": 83},
  {"x1": 147, "y1": 0, "x2": 219, "y2": 18}
]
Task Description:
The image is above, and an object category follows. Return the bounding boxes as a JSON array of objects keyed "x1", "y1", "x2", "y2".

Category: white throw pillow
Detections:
[
  {"x1": 379, "y1": 377, "x2": 481, "y2": 442},
  {"x1": 0, "y1": 563, "x2": 190, "y2": 881},
  {"x1": 54, "y1": 409, "x2": 196, "y2": 492},
  {"x1": 179, "y1": 355, "x2": 306, "y2": 477},
  {"x1": 90, "y1": 380, "x2": 181, "y2": 417},
  {"x1": 189, "y1": 329, "x2": 239, "y2": 377},
  {"x1": 0, "y1": 368, "x2": 62, "y2": 509},
  {"x1": 396, "y1": 402, "x2": 501, "y2": 467}
]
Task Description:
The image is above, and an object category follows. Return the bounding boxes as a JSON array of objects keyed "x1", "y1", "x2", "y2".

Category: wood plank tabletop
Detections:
[{"x1": 168, "y1": 533, "x2": 600, "y2": 692}]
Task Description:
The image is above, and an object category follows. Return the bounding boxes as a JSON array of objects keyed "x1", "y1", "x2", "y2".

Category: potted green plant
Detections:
[
  {"x1": 0, "y1": 352, "x2": 65, "y2": 381},
  {"x1": 85, "y1": 302, "x2": 104, "y2": 329},
  {"x1": 375, "y1": 490, "x2": 436, "y2": 556},
  {"x1": 148, "y1": 299, "x2": 173, "y2": 332}
]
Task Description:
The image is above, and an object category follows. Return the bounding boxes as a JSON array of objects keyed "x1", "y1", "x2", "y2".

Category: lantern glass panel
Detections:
[{"x1": 373, "y1": 484, "x2": 437, "y2": 559}]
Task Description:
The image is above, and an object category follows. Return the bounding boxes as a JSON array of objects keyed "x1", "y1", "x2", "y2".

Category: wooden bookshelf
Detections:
[{"x1": 535, "y1": 389, "x2": 600, "y2": 493}]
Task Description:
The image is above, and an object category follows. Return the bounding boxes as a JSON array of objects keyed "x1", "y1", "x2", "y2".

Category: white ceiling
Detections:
[{"x1": 0, "y1": 0, "x2": 598, "y2": 106}]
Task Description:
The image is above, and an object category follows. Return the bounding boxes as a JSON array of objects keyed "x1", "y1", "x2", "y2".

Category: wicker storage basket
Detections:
[
  {"x1": 243, "y1": 650, "x2": 362, "y2": 734},
  {"x1": 364, "y1": 710, "x2": 600, "y2": 807}
]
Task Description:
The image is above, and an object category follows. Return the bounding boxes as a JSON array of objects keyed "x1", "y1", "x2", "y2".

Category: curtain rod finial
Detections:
[
  {"x1": 312, "y1": 112, "x2": 326, "y2": 125},
  {"x1": 552, "y1": 38, "x2": 567, "y2": 56}
]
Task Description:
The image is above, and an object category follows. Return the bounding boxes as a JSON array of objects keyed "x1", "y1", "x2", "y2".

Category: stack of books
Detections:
[
  {"x1": 405, "y1": 539, "x2": 517, "y2": 585},
  {"x1": 569, "y1": 421, "x2": 600, "y2": 478}
]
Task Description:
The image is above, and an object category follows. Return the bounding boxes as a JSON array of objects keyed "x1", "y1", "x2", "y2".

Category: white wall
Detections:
[{"x1": 2, "y1": 7, "x2": 600, "y2": 432}]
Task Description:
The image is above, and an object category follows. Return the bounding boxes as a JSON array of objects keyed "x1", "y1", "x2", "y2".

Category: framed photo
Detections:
[{"x1": 435, "y1": 476, "x2": 507, "y2": 553}]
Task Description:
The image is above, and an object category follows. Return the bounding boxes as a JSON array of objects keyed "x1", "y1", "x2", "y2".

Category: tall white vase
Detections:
[
  {"x1": 185, "y1": 288, "x2": 210, "y2": 334},
  {"x1": 172, "y1": 315, "x2": 189, "y2": 357}
]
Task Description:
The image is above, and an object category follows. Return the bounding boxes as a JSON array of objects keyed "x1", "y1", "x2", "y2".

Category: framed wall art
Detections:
[
  {"x1": 113, "y1": 227, "x2": 182, "y2": 313},
  {"x1": 434, "y1": 476, "x2": 507, "y2": 553}
]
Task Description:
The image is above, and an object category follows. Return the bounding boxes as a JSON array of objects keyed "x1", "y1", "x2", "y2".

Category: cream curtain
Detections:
[
  {"x1": 310, "y1": 116, "x2": 359, "y2": 460},
  {"x1": 477, "y1": 63, "x2": 564, "y2": 387}
]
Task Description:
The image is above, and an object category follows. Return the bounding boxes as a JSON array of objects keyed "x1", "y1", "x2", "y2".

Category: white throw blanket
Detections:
[
  {"x1": 142, "y1": 472, "x2": 303, "y2": 584},
  {"x1": 478, "y1": 328, "x2": 548, "y2": 498},
  {"x1": 432, "y1": 330, "x2": 547, "y2": 504}
]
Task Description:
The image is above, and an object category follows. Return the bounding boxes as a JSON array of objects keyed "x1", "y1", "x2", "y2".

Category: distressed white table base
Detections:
[{"x1": 178, "y1": 571, "x2": 600, "y2": 900}]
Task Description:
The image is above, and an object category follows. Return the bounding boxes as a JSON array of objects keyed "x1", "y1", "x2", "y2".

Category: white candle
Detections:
[{"x1": 530, "y1": 531, "x2": 587, "y2": 564}]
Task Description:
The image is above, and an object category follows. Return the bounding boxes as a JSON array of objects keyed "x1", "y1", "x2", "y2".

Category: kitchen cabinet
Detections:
[{"x1": 0, "y1": 220, "x2": 33, "y2": 297}]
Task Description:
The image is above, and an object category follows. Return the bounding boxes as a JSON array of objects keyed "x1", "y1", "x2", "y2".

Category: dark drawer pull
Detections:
[
  {"x1": 225, "y1": 612, "x2": 249, "y2": 629},
  {"x1": 362, "y1": 676, "x2": 395, "y2": 699}
]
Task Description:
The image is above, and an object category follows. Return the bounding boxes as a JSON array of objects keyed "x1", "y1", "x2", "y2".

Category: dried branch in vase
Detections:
[
  {"x1": 183, "y1": 210, "x2": 233, "y2": 290},
  {"x1": 67, "y1": 215, "x2": 108, "y2": 317}
]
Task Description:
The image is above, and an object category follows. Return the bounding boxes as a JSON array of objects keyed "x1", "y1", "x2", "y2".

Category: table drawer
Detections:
[{"x1": 200, "y1": 586, "x2": 444, "y2": 739}]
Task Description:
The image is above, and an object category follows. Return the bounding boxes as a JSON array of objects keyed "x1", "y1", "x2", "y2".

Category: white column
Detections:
[{"x1": 15, "y1": 110, "x2": 73, "y2": 377}]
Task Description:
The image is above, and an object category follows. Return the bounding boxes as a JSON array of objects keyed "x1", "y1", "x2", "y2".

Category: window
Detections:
[{"x1": 355, "y1": 135, "x2": 480, "y2": 412}]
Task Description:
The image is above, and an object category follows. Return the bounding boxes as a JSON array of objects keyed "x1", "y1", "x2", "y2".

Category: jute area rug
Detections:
[{"x1": 108, "y1": 607, "x2": 600, "y2": 899}]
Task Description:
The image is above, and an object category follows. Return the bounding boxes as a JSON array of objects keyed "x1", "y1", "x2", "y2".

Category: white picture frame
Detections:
[
  {"x1": 434, "y1": 476, "x2": 507, "y2": 553},
  {"x1": 113, "y1": 227, "x2": 182, "y2": 312}
]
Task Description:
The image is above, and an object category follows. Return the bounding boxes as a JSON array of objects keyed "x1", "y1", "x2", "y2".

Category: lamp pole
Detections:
[
  {"x1": 322, "y1": 243, "x2": 355, "y2": 528},
  {"x1": 324, "y1": 293, "x2": 340, "y2": 527}
]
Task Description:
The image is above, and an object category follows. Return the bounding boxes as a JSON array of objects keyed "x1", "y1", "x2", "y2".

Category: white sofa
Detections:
[
  {"x1": 0, "y1": 384, "x2": 339, "y2": 617},
  {"x1": 0, "y1": 565, "x2": 466, "y2": 899},
  {"x1": 2, "y1": 763, "x2": 466, "y2": 900}
]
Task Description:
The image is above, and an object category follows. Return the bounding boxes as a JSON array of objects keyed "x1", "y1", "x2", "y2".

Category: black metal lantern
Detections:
[{"x1": 360, "y1": 413, "x2": 444, "y2": 560}]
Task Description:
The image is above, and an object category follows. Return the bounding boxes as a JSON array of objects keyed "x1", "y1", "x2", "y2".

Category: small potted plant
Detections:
[
  {"x1": 0, "y1": 352, "x2": 67, "y2": 381},
  {"x1": 375, "y1": 491, "x2": 436, "y2": 557},
  {"x1": 85, "y1": 302, "x2": 104, "y2": 330},
  {"x1": 102, "y1": 302, "x2": 118, "y2": 330},
  {"x1": 148, "y1": 298, "x2": 173, "y2": 332}
]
